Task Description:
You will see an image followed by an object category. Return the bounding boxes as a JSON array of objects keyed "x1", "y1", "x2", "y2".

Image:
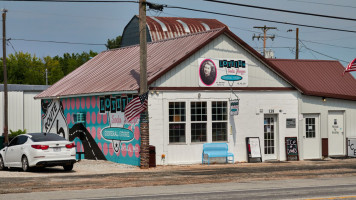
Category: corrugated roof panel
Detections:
[
  {"x1": 269, "y1": 59, "x2": 356, "y2": 100},
  {"x1": 36, "y1": 28, "x2": 225, "y2": 99},
  {"x1": 146, "y1": 16, "x2": 227, "y2": 42}
]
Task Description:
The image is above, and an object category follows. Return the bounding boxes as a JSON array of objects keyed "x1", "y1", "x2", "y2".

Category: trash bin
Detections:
[
  {"x1": 149, "y1": 145, "x2": 156, "y2": 168},
  {"x1": 0, "y1": 136, "x2": 4, "y2": 149}
]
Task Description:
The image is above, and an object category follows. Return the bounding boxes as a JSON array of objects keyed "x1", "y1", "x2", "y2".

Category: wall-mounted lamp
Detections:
[
  {"x1": 155, "y1": 91, "x2": 159, "y2": 95},
  {"x1": 150, "y1": 90, "x2": 154, "y2": 94},
  {"x1": 322, "y1": 97, "x2": 326, "y2": 102},
  {"x1": 198, "y1": 93, "x2": 201, "y2": 99}
]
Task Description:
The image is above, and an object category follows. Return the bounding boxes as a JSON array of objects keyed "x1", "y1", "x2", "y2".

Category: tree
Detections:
[
  {"x1": 105, "y1": 36, "x2": 122, "y2": 49},
  {"x1": 6, "y1": 52, "x2": 44, "y2": 85},
  {"x1": 0, "y1": 50, "x2": 97, "y2": 85},
  {"x1": 53, "y1": 50, "x2": 98, "y2": 76}
]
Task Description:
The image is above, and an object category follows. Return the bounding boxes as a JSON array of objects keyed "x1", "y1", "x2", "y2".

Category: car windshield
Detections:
[{"x1": 29, "y1": 133, "x2": 66, "y2": 142}]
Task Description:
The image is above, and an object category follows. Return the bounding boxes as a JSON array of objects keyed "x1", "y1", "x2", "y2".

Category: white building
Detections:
[
  {"x1": 0, "y1": 84, "x2": 49, "y2": 134},
  {"x1": 36, "y1": 28, "x2": 356, "y2": 166}
]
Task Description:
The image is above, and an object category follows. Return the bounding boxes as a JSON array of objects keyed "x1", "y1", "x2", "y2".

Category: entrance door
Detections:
[
  {"x1": 264, "y1": 115, "x2": 278, "y2": 160},
  {"x1": 303, "y1": 114, "x2": 321, "y2": 159},
  {"x1": 328, "y1": 111, "x2": 345, "y2": 156}
]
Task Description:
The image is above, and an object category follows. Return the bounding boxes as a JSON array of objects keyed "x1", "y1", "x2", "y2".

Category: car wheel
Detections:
[
  {"x1": 0, "y1": 156, "x2": 7, "y2": 170},
  {"x1": 63, "y1": 163, "x2": 74, "y2": 171},
  {"x1": 22, "y1": 156, "x2": 30, "y2": 172}
]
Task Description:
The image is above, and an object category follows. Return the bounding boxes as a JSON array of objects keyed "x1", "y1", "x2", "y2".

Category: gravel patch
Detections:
[{"x1": 0, "y1": 160, "x2": 139, "y2": 178}]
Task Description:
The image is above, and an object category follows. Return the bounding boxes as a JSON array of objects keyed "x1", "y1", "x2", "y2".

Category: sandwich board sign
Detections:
[{"x1": 246, "y1": 137, "x2": 262, "y2": 162}]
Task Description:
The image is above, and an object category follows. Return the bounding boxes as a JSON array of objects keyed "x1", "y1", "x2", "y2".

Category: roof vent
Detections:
[
  {"x1": 177, "y1": 20, "x2": 190, "y2": 33},
  {"x1": 151, "y1": 16, "x2": 168, "y2": 32}
]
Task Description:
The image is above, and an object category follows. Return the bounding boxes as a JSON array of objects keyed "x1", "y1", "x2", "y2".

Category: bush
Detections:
[{"x1": 9, "y1": 129, "x2": 27, "y2": 138}]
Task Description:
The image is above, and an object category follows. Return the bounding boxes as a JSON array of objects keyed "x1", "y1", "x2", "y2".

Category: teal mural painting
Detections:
[{"x1": 41, "y1": 94, "x2": 141, "y2": 166}]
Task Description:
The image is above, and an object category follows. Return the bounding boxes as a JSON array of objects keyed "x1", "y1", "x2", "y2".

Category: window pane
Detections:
[
  {"x1": 191, "y1": 123, "x2": 207, "y2": 142},
  {"x1": 212, "y1": 122, "x2": 227, "y2": 141},
  {"x1": 191, "y1": 102, "x2": 207, "y2": 122},
  {"x1": 169, "y1": 123, "x2": 186, "y2": 143},
  {"x1": 169, "y1": 102, "x2": 186, "y2": 122},
  {"x1": 212, "y1": 101, "x2": 228, "y2": 122}
]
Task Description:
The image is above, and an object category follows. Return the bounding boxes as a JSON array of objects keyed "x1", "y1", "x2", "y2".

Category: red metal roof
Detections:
[
  {"x1": 268, "y1": 59, "x2": 356, "y2": 101},
  {"x1": 146, "y1": 16, "x2": 227, "y2": 42},
  {"x1": 36, "y1": 27, "x2": 356, "y2": 102},
  {"x1": 35, "y1": 28, "x2": 225, "y2": 99}
]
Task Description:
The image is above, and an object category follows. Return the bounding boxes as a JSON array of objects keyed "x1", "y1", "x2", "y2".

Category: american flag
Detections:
[
  {"x1": 124, "y1": 92, "x2": 148, "y2": 121},
  {"x1": 343, "y1": 58, "x2": 356, "y2": 75}
]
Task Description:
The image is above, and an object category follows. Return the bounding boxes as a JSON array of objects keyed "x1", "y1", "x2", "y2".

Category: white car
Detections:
[{"x1": 0, "y1": 133, "x2": 76, "y2": 171}]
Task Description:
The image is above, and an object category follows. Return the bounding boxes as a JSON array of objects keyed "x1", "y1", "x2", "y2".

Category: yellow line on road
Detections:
[{"x1": 305, "y1": 196, "x2": 356, "y2": 200}]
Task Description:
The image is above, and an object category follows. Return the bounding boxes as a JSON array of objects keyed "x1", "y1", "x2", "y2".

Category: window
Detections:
[
  {"x1": 168, "y1": 100, "x2": 229, "y2": 144},
  {"x1": 264, "y1": 116, "x2": 275, "y2": 154},
  {"x1": 212, "y1": 101, "x2": 228, "y2": 141},
  {"x1": 305, "y1": 118, "x2": 316, "y2": 138},
  {"x1": 29, "y1": 133, "x2": 66, "y2": 142},
  {"x1": 73, "y1": 113, "x2": 86, "y2": 124},
  {"x1": 191, "y1": 102, "x2": 207, "y2": 142},
  {"x1": 8, "y1": 137, "x2": 18, "y2": 147},
  {"x1": 169, "y1": 102, "x2": 186, "y2": 143},
  {"x1": 17, "y1": 136, "x2": 28, "y2": 145}
]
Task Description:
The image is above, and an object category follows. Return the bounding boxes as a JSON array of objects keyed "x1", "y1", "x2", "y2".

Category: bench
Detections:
[{"x1": 202, "y1": 143, "x2": 234, "y2": 165}]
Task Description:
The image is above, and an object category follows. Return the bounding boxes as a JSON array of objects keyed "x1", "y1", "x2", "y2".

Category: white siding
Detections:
[
  {"x1": 299, "y1": 95, "x2": 356, "y2": 139},
  {"x1": 298, "y1": 95, "x2": 356, "y2": 160},
  {"x1": 24, "y1": 92, "x2": 42, "y2": 132},
  {"x1": 151, "y1": 34, "x2": 291, "y2": 88},
  {"x1": 148, "y1": 90, "x2": 299, "y2": 165},
  {"x1": 0, "y1": 91, "x2": 42, "y2": 135},
  {"x1": 6, "y1": 91, "x2": 24, "y2": 132}
]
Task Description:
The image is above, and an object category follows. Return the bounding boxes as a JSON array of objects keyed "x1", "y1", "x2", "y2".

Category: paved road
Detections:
[{"x1": 3, "y1": 176, "x2": 356, "y2": 200}]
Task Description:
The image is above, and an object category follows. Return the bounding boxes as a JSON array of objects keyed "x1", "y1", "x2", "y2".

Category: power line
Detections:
[
  {"x1": 2, "y1": 0, "x2": 137, "y2": 2},
  {"x1": 3, "y1": 0, "x2": 356, "y2": 33},
  {"x1": 203, "y1": 0, "x2": 356, "y2": 22},
  {"x1": 275, "y1": 34, "x2": 356, "y2": 50},
  {"x1": 287, "y1": 0, "x2": 356, "y2": 9},
  {"x1": 8, "y1": 38, "x2": 106, "y2": 46},
  {"x1": 165, "y1": 5, "x2": 356, "y2": 33},
  {"x1": 299, "y1": 40, "x2": 348, "y2": 63}
]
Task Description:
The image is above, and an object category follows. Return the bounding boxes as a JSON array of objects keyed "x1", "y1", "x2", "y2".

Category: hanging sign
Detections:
[
  {"x1": 198, "y1": 58, "x2": 248, "y2": 87},
  {"x1": 230, "y1": 99, "x2": 239, "y2": 116}
]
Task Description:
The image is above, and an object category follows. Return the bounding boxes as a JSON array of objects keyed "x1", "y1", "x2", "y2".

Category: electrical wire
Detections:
[
  {"x1": 165, "y1": 5, "x2": 356, "y2": 33},
  {"x1": 2, "y1": 0, "x2": 138, "y2": 2},
  {"x1": 203, "y1": 0, "x2": 356, "y2": 21},
  {"x1": 299, "y1": 40, "x2": 348, "y2": 63},
  {"x1": 3, "y1": 0, "x2": 356, "y2": 33},
  {"x1": 9, "y1": 38, "x2": 106, "y2": 46},
  {"x1": 287, "y1": 0, "x2": 356, "y2": 9}
]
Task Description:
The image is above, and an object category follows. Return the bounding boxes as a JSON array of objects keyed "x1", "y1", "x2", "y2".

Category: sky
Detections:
[{"x1": 0, "y1": 0, "x2": 355, "y2": 67}]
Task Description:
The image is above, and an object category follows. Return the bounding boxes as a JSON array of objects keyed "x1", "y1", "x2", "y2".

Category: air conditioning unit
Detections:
[{"x1": 73, "y1": 113, "x2": 85, "y2": 124}]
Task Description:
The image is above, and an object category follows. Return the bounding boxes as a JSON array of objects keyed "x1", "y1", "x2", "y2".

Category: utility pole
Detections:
[
  {"x1": 288, "y1": 28, "x2": 299, "y2": 59},
  {"x1": 139, "y1": 0, "x2": 149, "y2": 169},
  {"x1": 2, "y1": 9, "x2": 8, "y2": 145},
  {"x1": 253, "y1": 25, "x2": 276, "y2": 57}
]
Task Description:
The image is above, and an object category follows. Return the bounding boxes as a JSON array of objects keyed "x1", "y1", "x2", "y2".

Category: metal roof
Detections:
[
  {"x1": 35, "y1": 28, "x2": 226, "y2": 99},
  {"x1": 269, "y1": 59, "x2": 356, "y2": 101},
  {"x1": 0, "y1": 84, "x2": 50, "y2": 92},
  {"x1": 36, "y1": 27, "x2": 356, "y2": 102},
  {"x1": 146, "y1": 16, "x2": 228, "y2": 42}
]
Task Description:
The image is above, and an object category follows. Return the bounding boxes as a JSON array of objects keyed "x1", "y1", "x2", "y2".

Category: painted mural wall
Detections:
[{"x1": 41, "y1": 94, "x2": 141, "y2": 166}]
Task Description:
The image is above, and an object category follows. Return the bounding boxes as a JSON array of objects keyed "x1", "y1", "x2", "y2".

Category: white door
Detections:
[
  {"x1": 303, "y1": 114, "x2": 321, "y2": 159},
  {"x1": 263, "y1": 115, "x2": 278, "y2": 160},
  {"x1": 328, "y1": 111, "x2": 345, "y2": 156}
]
